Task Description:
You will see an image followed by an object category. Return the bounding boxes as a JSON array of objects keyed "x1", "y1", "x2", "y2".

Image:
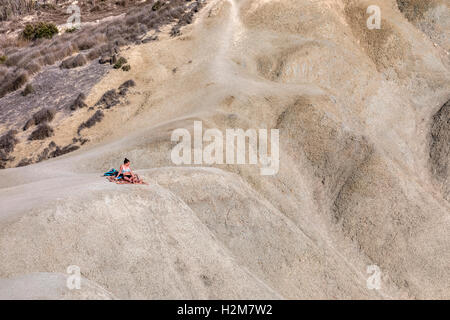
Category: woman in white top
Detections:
[{"x1": 116, "y1": 158, "x2": 138, "y2": 183}]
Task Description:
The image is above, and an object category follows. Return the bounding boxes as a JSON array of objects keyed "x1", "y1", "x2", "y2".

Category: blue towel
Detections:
[{"x1": 104, "y1": 168, "x2": 123, "y2": 179}]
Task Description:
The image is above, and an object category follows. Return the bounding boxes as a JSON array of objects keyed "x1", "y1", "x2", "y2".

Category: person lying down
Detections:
[{"x1": 105, "y1": 158, "x2": 148, "y2": 185}]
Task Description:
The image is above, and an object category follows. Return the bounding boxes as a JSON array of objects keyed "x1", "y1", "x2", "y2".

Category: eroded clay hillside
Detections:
[{"x1": 0, "y1": 0, "x2": 449, "y2": 299}]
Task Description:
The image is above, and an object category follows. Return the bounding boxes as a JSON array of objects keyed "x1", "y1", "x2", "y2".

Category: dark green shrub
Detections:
[
  {"x1": 66, "y1": 27, "x2": 79, "y2": 33},
  {"x1": 0, "y1": 55, "x2": 6, "y2": 64},
  {"x1": 21, "y1": 24, "x2": 35, "y2": 40},
  {"x1": 122, "y1": 64, "x2": 131, "y2": 71},
  {"x1": 34, "y1": 23, "x2": 59, "y2": 39},
  {"x1": 113, "y1": 56, "x2": 127, "y2": 69},
  {"x1": 21, "y1": 22, "x2": 59, "y2": 41}
]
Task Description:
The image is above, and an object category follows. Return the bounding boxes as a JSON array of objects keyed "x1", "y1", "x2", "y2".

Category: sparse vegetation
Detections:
[
  {"x1": 50, "y1": 144, "x2": 80, "y2": 158},
  {"x1": 0, "y1": 70, "x2": 28, "y2": 98},
  {"x1": 24, "y1": 61, "x2": 41, "y2": 74},
  {"x1": 0, "y1": 130, "x2": 18, "y2": 154},
  {"x1": 0, "y1": 150, "x2": 8, "y2": 161},
  {"x1": 118, "y1": 79, "x2": 136, "y2": 95},
  {"x1": 22, "y1": 83, "x2": 34, "y2": 96},
  {"x1": 170, "y1": 1, "x2": 204, "y2": 37},
  {"x1": 122, "y1": 64, "x2": 131, "y2": 71},
  {"x1": 78, "y1": 110, "x2": 104, "y2": 134},
  {"x1": 34, "y1": 139, "x2": 83, "y2": 163},
  {"x1": 23, "y1": 119, "x2": 34, "y2": 131},
  {"x1": 98, "y1": 56, "x2": 110, "y2": 64},
  {"x1": 0, "y1": 0, "x2": 37, "y2": 21},
  {"x1": 76, "y1": 36, "x2": 98, "y2": 51},
  {"x1": 72, "y1": 137, "x2": 89, "y2": 145},
  {"x1": 23, "y1": 108, "x2": 56, "y2": 131},
  {"x1": 0, "y1": 0, "x2": 205, "y2": 99},
  {"x1": 37, "y1": 141, "x2": 56, "y2": 162},
  {"x1": 70, "y1": 93, "x2": 88, "y2": 111},
  {"x1": 120, "y1": 79, "x2": 136, "y2": 88},
  {"x1": 28, "y1": 124, "x2": 54, "y2": 140},
  {"x1": 95, "y1": 89, "x2": 120, "y2": 108},
  {"x1": 33, "y1": 108, "x2": 56, "y2": 125},
  {"x1": 60, "y1": 54, "x2": 88, "y2": 69},
  {"x1": 16, "y1": 158, "x2": 32, "y2": 167},
  {"x1": 170, "y1": 26, "x2": 181, "y2": 37}
]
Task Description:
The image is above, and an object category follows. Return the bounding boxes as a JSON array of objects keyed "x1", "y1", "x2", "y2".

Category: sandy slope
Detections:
[{"x1": 0, "y1": 0, "x2": 449, "y2": 299}]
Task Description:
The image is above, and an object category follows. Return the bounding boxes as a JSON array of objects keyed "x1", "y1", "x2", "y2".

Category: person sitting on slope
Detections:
[{"x1": 116, "y1": 158, "x2": 139, "y2": 183}]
